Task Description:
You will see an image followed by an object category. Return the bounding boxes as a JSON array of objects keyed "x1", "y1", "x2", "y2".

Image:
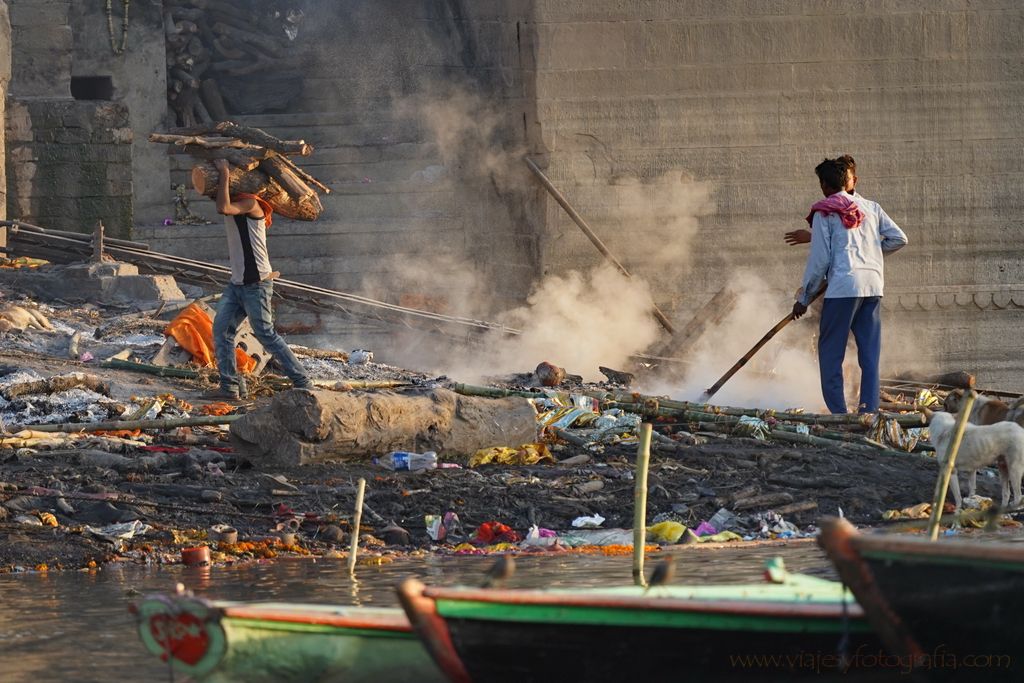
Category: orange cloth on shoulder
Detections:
[
  {"x1": 235, "y1": 193, "x2": 274, "y2": 228},
  {"x1": 164, "y1": 303, "x2": 256, "y2": 374}
]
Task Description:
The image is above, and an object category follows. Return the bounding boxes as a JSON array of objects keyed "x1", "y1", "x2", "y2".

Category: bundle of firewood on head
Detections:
[{"x1": 150, "y1": 121, "x2": 329, "y2": 222}]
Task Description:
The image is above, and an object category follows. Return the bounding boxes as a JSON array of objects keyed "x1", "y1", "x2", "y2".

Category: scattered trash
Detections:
[
  {"x1": 349, "y1": 349, "x2": 373, "y2": 365},
  {"x1": 181, "y1": 546, "x2": 211, "y2": 567},
  {"x1": 520, "y1": 525, "x2": 559, "y2": 548},
  {"x1": 208, "y1": 524, "x2": 237, "y2": 545},
  {"x1": 473, "y1": 521, "x2": 521, "y2": 545},
  {"x1": 84, "y1": 520, "x2": 152, "y2": 544},
  {"x1": 735, "y1": 415, "x2": 770, "y2": 440},
  {"x1": 374, "y1": 451, "x2": 438, "y2": 472},
  {"x1": 707, "y1": 508, "x2": 739, "y2": 533},
  {"x1": 380, "y1": 521, "x2": 411, "y2": 546},
  {"x1": 571, "y1": 514, "x2": 606, "y2": 529},
  {"x1": 646, "y1": 520, "x2": 685, "y2": 543},
  {"x1": 14, "y1": 514, "x2": 43, "y2": 526},
  {"x1": 320, "y1": 524, "x2": 346, "y2": 544},
  {"x1": 693, "y1": 521, "x2": 718, "y2": 537},
  {"x1": 425, "y1": 512, "x2": 462, "y2": 542},
  {"x1": 470, "y1": 443, "x2": 554, "y2": 467},
  {"x1": 535, "y1": 362, "x2": 565, "y2": 387}
]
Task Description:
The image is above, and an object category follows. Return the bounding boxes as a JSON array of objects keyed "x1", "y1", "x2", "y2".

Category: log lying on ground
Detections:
[
  {"x1": 2, "y1": 373, "x2": 110, "y2": 400},
  {"x1": 229, "y1": 389, "x2": 539, "y2": 466}
]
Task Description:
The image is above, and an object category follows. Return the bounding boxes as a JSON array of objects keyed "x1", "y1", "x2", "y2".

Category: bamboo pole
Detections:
[
  {"x1": 0, "y1": 220, "x2": 151, "y2": 250},
  {"x1": 11, "y1": 414, "x2": 241, "y2": 433},
  {"x1": 100, "y1": 358, "x2": 202, "y2": 379},
  {"x1": 348, "y1": 478, "x2": 366, "y2": 576},
  {"x1": 699, "y1": 286, "x2": 827, "y2": 402},
  {"x1": 524, "y1": 157, "x2": 675, "y2": 335},
  {"x1": 633, "y1": 423, "x2": 652, "y2": 587},
  {"x1": 927, "y1": 391, "x2": 976, "y2": 541},
  {"x1": 767, "y1": 429, "x2": 914, "y2": 458}
]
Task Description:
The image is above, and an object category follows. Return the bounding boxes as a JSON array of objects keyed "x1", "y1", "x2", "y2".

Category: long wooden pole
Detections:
[
  {"x1": 926, "y1": 392, "x2": 976, "y2": 541},
  {"x1": 699, "y1": 286, "x2": 827, "y2": 403},
  {"x1": 10, "y1": 414, "x2": 241, "y2": 433},
  {"x1": 524, "y1": 157, "x2": 675, "y2": 335},
  {"x1": 633, "y1": 423, "x2": 653, "y2": 587},
  {"x1": 348, "y1": 478, "x2": 367, "y2": 575}
]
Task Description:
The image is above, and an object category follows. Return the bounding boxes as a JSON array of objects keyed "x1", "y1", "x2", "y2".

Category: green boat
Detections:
[
  {"x1": 398, "y1": 560, "x2": 882, "y2": 682},
  {"x1": 131, "y1": 592, "x2": 445, "y2": 682}
]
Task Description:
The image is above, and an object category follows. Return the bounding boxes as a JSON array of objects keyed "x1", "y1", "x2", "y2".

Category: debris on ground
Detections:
[{"x1": 0, "y1": 261, "x2": 1016, "y2": 574}]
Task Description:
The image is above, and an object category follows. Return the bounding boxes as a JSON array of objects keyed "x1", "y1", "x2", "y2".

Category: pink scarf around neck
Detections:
[{"x1": 805, "y1": 193, "x2": 863, "y2": 229}]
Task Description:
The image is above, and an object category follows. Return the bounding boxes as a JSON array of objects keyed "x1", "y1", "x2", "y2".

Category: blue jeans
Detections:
[
  {"x1": 818, "y1": 297, "x2": 881, "y2": 414},
  {"x1": 212, "y1": 281, "x2": 310, "y2": 395}
]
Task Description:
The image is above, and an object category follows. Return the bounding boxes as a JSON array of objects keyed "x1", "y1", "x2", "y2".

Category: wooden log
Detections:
[
  {"x1": 190, "y1": 162, "x2": 323, "y2": 221},
  {"x1": 200, "y1": 78, "x2": 230, "y2": 120},
  {"x1": 215, "y1": 121, "x2": 312, "y2": 156},
  {"x1": 186, "y1": 35, "x2": 205, "y2": 57},
  {"x1": 732, "y1": 491, "x2": 794, "y2": 511},
  {"x1": 174, "y1": 86, "x2": 200, "y2": 127},
  {"x1": 169, "y1": 68, "x2": 200, "y2": 89},
  {"x1": 149, "y1": 133, "x2": 261, "y2": 150},
  {"x1": 211, "y1": 57, "x2": 273, "y2": 77},
  {"x1": 167, "y1": 146, "x2": 264, "y2": 171},
  {"x1": 651, "y1": 286, "x2": 739, "y2": 360},
  {"x1": 194, "y1": 96, "x2": 213, "y2": 124},
  {"x1": 2, "y1": 373, "x2": 110, "y2": 400},
  {"x1": 276, "y1": 155, "x2": 331, "y2": 194},
  {"x1": 213, "y1": 36, "x2": 246, "y2": 60},
  {"x1": 259, "y1": 155, "x2": 313, "y2": 201},
  {"x1": 12, "y1": 415, "x2": 241, "y2": 433},
  {"x1": 212, "y1": 22, "x2": 283, "y2": 58}
]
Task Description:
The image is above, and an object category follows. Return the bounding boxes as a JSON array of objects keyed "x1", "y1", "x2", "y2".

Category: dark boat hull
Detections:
[
  {"x1": 820, "y1": 517, "x2": 1024, "y2": 681},
  {"x1": 446, "y1": 617, "x2": 880, "y2": 682},
  {"x1": 399, "y1": 577, "x2": 885, "y2": 683}
]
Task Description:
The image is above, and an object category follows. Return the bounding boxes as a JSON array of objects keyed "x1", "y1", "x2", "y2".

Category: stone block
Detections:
[{"x1": 230, "y1": 388, "x2": 539, "y2": 465}]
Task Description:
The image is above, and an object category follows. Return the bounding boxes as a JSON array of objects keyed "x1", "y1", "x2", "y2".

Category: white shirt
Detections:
[{"x1": 798, "y1": 191, "x2": 907, "y2": 305}]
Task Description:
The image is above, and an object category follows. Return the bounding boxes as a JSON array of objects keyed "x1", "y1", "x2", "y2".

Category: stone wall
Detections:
[
  {"x1": 4, "y1": 0, "x2": 136, "y2": 238},
  {"x1": 527, "y1": 0, "x2": 1024, "y2": 388},
  {"x1": 5, "y1": 99, "x2": 133, "y2": 237},
  {"x1": 69, "y1": 0, "x2": 169, "y2": 225},
  {"x1": 68, "y1": 1, "x2": 1024, "y2": 387}
]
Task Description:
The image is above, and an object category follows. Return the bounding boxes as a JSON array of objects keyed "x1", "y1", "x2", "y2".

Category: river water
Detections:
[{"x1": 0, "y1": 541, "x2": 833, "y2": 682}]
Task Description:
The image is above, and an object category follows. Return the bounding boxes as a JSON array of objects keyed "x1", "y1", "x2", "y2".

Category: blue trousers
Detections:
[
  {"x1": 818, "y1": 297, "x2": 881, "y2": 414},
  {"x1": 213, "y1": 281, "x2": 311, "y2": 395}
]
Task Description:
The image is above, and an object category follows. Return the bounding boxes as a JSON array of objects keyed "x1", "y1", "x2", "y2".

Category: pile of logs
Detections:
[
  {"x1": 164, "y1": 0, "x2": 304, "y2": 125},
  {"x1": 149, "y1": 121, "x2": 329, "y2": 221}
]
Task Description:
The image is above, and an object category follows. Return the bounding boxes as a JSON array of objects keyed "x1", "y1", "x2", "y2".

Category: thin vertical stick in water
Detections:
[
  {"x1": 927, "y1": 391, "x2": 976, "y2": 541},
  {"x1": 348, "y1": 478, "x2": 366, "y2": 575},
  {"x1": 633, "y1": 423, "x2": 653, "y2": 587}
]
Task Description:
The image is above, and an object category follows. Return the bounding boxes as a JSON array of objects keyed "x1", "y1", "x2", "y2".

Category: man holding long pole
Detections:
[{"x1": 792, "y1": 158, "x2": 907, "y2": 414}]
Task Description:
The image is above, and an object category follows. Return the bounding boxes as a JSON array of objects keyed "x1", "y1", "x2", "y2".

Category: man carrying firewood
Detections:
[
  {"x1": 206, "y1": 158, "x2": 312, "y2": 399},
  {"x1": 791, "y1": 157, "x2": 907, "y2": 414}
]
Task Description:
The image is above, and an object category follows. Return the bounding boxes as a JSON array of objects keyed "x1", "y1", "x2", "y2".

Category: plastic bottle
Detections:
[{"x1": 373, "y1": 451, "x2": 438, "y2": 472}]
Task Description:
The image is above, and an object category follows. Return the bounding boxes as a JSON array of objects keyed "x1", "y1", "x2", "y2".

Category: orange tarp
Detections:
[{"x1": 164, "y1": 303, "x2": 256, "y2": 374}]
